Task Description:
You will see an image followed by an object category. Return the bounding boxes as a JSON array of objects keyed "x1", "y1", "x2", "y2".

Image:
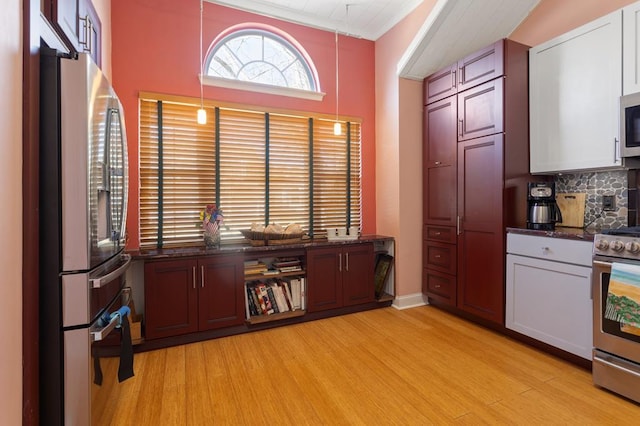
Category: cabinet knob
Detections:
[{"x1": 435, "y1": 161, "x2": 441, "y2": 165}]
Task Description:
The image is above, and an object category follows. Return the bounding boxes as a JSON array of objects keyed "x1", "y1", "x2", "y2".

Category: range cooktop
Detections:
[{"x1": 595, "y1": 226, "x2": 640, "y2": 260}]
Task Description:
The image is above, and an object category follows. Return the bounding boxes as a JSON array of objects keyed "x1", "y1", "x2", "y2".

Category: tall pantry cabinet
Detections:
[{"x1": 422, "y1": 39, "x2": 532, "y2": 325}]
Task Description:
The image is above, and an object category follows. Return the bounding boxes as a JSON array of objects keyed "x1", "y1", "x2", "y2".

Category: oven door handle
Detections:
[
  {"x1": 90, "y1": 254, "x2": 131, "y2": 289},
  {"x1": 593, "y1": 260, "x2": 613, "y2": 267},
  {"x1": 594, "y1": 354, "x2": 640, "y2": 379}
]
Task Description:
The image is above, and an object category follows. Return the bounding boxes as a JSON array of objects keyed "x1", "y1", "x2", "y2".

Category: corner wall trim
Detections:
[{"x1": 391, "y1": 293, "x2": 428, "y2": 310}]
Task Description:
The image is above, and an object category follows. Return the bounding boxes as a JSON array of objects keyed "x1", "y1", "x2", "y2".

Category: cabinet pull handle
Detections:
[
  {"x1": 78, "y1": 15, "x2": 93, "y2": 54},
  {"x1": 614, "y1": 137, "x2": 620, "y2": 163},
  {"x1": 452, "y1": 69, "x2": 456, "y2": 88},
  {"x1": 192, "y1": 266, "x2": 196, "y2": 289},
  {"x1": 201, "y1": 265, "x2": 205, "y2": 288},
  {"x1": 345, "y1": 253, "x2": 349, "y2": 271},
  {"x1": 434, "y1": 161, "x2": 441, "y2": 165},
  {"x1": 434, "y1": 231, "x2": 441, "y2": 236},
  {"x1": 458, "y1": 119, "x2": 463, "y2": 137},
  {"x1": 339, "y1": 253, "x2": 342, "y2": 272},
  {"x1": 457, "y1": 216, "x2": 461, "y2": 235}
]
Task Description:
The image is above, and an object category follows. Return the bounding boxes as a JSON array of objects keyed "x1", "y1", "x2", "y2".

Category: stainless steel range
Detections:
[{"x1": 593, "y1": 227, "x2": 640, "y2": 403}]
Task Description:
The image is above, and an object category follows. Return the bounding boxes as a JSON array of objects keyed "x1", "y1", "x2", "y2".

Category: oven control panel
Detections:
[{"x1": 594, "y1": 235, "x2": 640, "y2": 260}]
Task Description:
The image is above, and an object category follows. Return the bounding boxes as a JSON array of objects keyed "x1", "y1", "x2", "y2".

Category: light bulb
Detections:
[
  {"x1": 334, "y1": 121, "x2": 341, "y2": 136},
  {"x1": 197, "y1": 108, "x2": 207, "y2": 125}
]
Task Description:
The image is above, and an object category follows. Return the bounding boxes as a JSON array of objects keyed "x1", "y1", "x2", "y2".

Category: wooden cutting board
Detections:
[{"x1": 556, "y1": 193, "x2": 586, "y2": 228}]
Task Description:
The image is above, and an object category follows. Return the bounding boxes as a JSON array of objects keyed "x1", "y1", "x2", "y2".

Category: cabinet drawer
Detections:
[
  {"x1": 424, "y1": 225, "x2": 456, "y2": 243},
  {"x1": 423, "y1": 268, "x2": 456, "y2": 305},
  {"x1": 423, "y1": 240, "x2": 456, "y2": 275},
  {"x1": 506, "y1": 233, "x2": 593, "y2": 266}
]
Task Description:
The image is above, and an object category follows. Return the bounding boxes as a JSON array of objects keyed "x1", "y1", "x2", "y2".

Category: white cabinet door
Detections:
[
  {"x1": 529, "y1": 11, "x2": 622, "y2": 173},
  {"x1": 506, "y1": 253, "x2": 593, "y2": 359},
  {"x1": 624, "y1": 2, "x2": 640, "y2": 95}
]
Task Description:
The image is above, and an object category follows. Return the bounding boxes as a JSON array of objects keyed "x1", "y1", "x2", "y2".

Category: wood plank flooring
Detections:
[{"x1": 92, "y1": 306, "x2": 640, "y2": 425}]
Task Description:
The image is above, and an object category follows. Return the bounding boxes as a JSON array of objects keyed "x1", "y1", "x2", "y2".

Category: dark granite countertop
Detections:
[
  {"x1": 127, "y1": 234, "x2": 394, "y2": 260},
  {"x1": 506, "y1": 226, "x2": 597, "y2": 241}
]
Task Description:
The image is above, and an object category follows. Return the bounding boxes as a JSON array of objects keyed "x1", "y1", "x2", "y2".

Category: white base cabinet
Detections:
[{"x1": 506, "y1": 234, "x2": 593, "y2": 359}]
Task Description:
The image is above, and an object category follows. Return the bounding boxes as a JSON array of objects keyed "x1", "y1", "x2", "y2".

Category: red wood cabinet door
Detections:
[
  {"x1": 457, "y1": 40, "x2": 504, "y2": 92},
  {"x1": 342, "y1": 244, "x2": 374, "y2": 306},
  {"x1": 457, "y1": 78, "x2": 504, "y2": 141},
  {"x1": 424, "y1": 96, "x2": 457, "y2": 226},
  {"x1": 424, "y1": 63, "x2": 457, "y2": 104},
  {"x1": 49, "y1": 0, "x2": 80, "y2": 50},
  {"x1": 306, "y1": 247, "x2": 343, "y2": 312},
  {"x1": 457, "y1": 134, "x2": 505, "y2": 324},
  {"x1": 144, "y1": 259, "x2": 198, "y2": 339},
  {"x1": 198, "y1": 255, "x2": 245, "y2": 331}
]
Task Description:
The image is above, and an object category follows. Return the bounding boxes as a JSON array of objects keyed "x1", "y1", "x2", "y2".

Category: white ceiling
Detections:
[
  {"x1": 210, "y1": 0, "x2": 541, "y2": 80},
  {"x1": 209, "y1": 0, "x2": 423, "y2": 40}
]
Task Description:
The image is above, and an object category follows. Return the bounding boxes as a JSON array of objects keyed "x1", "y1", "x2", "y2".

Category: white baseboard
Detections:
[{"x1": 391, "y1": 293, "x2": 428, "y2": 310}]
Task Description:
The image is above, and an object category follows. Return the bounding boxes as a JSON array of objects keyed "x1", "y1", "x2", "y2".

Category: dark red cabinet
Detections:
[
  {"x1": 306, "y1": 243, "x2": 374, "y2": 313},
  {"x1": 457, "y1": 79, "x2": 504, "y2": 141},
  {"x1": 422, "y1": 39, "x2": 531, "y2": 325},
  {"x1": 457, "y1": 134, "x2": 505, "y2": 323},
  {"x1": 423, "y1": 96, "x2": 457, "y2": 227},
  {"x1": 44, "y1": 0, "x2": 102, "y2": 66},
  {"x1": 144, "y1": 254, "x2": 244, "y2": 339},
  {"x1": 424, "y1": 40, "x2": 505, "y2": 105}
]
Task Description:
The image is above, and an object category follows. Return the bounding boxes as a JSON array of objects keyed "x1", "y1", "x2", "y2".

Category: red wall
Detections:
[{"x1": 112, "y1": 0, "x2": 376, "y2": 249}]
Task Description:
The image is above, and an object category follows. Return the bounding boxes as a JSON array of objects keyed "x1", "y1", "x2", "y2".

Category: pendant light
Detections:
[
  {"x1": 197, "y1": 0, "x2": 207, "y2": 125},
  {"x1": 333, "y1": 26, "x2": 341, "y2": 136}
]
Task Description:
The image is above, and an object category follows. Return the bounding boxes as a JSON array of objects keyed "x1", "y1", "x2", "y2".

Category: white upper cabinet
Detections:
[
  {"x1": 624, "y1": 2, "x2": 640, "y2": 95},
  {"x1": 529, "y1": 11, "x2": 622, "y2": 174}
]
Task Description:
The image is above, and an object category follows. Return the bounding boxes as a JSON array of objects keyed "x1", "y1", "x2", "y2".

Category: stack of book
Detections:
[
  {"x1": 272, "y1": 257, "x2": 303, "y2": 273},
  {"x1": 245, "y1": 277, "x2": 306, "y2": 318},
  {"x1": 244, "y1": 260, "x2": 268, "y2": 276}
]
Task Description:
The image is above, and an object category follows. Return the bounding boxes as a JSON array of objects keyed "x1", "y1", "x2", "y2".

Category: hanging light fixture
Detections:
[
  {"x1": 197, "y1": 0, "x2": 207, "y2": 125},
  {"x1": 333, "y1": 25, "x2": 341, "y2": 136}
]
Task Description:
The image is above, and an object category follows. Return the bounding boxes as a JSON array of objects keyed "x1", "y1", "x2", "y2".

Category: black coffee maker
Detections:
[{"x1": 527, "y1": 182, "x2": 563, "y2": 230}]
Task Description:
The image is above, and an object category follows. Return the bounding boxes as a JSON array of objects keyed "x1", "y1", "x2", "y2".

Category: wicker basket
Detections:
[{"x1": 241, "y1": 229, "x2": 305, "y2": 246}]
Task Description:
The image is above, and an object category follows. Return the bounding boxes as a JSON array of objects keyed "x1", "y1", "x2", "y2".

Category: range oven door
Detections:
[{"x1": 592, "y1": 258, "x2": 640, "y2": 402}]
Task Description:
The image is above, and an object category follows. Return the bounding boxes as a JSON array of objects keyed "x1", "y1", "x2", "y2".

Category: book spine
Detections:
[
  {"x1": 245, "y1": 285, "x2": 259, "y2": 317},
  {"x1": 266, "y1": 286, "x2": 280, "y2": 314},
  {"x1": 280, "y1": 280, "x2": 294, "y2": 311},
  {"x1": 255, "y1": 284, "x2": 270, "y2": 314}
]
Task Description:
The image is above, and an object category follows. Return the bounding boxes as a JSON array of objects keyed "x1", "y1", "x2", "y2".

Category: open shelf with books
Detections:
[{"x1": 243, "y1": 255, "x2": 306, "y2": 324}]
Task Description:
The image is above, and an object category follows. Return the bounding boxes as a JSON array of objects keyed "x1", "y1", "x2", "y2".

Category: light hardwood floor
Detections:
[{"x1": 92, "y1": 306, "x2": 640, "y2": 425}]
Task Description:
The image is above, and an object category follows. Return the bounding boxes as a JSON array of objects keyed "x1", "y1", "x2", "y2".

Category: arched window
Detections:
[{"x1": 202, "y1": 24, "x2": 323, "y2": 100}]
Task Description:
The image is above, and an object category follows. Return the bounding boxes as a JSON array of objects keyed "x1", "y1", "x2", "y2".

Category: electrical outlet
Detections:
[{"x1": 603, "y1": 195, "x2": 615, "y2": 211}]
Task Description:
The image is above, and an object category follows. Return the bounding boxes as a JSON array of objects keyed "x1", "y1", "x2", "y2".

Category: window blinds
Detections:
[{"x1": 139, "y1": 95, "x2": 361, "y2": 247}]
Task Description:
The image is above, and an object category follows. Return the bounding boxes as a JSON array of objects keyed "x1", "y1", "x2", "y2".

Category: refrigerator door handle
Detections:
[{"x1": 90, "y1": 254, "x2": 131, "y2": 289}]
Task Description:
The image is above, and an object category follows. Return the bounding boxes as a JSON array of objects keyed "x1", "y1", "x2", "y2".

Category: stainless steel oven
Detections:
[{"x1": 593, "y1": 229, "x2": 640, "y2": 403}]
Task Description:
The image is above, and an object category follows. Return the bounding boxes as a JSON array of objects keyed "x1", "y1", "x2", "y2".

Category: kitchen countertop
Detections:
[
  {"x1": 506, "y1": 226, "x2": 597, "y2": 241},
  {"x1": 127, "y1": 234, "x2": 394, "y2": 260}
]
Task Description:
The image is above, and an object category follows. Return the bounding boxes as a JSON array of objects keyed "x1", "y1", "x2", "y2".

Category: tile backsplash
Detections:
[{"x1": 555, "y1": 170, "x2": 628, "y2": 229}]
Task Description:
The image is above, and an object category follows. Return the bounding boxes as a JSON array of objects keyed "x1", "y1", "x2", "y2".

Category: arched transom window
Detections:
[{"x1": 205, "y1": 27, "x2": 320, "y2": 94}]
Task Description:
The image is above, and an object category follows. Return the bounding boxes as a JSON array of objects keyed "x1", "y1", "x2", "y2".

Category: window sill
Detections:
[{"x1": 200, "y1": 75, "x2": 325, "y2": 102}]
